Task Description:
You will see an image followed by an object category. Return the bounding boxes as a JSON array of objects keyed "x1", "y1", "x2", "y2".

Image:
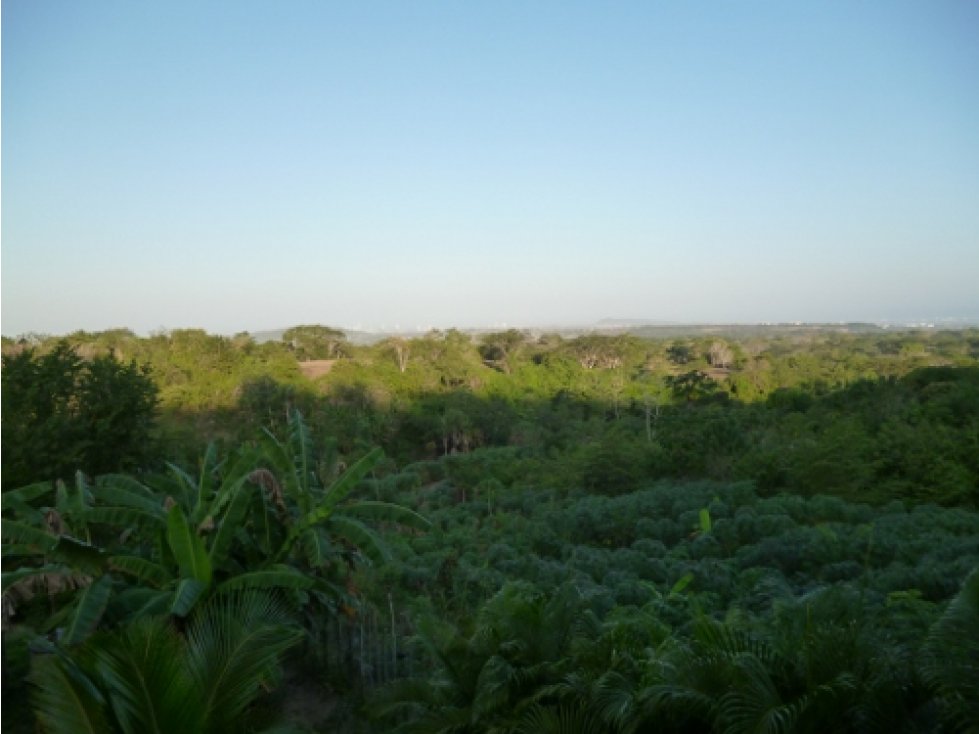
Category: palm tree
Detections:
[
  {"x1": 371, "y1": 583, "x2": 595, "y2": 733},
  {"x1": 922, "y1": 565, "x2": 979, "y2": 733},
  {"x1": 573, "y1": 585, "x2": 930, "y2": 734},
  {"x1": 30, "y1": 592, "x2": 303, "y2": 734}
]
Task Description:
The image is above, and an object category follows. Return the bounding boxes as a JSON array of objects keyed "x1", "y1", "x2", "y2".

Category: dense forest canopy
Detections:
[{"x1": 2, "y1": 325, "x2": 978, "y2": 732}]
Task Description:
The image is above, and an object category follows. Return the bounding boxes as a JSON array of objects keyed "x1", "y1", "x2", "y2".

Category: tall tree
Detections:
[
  {"x1": 2, "y1": 343, "x2": 158, "y2": 489},
  {"x1": 282, "y1": 325, "x2": 348, "y2": 360}
]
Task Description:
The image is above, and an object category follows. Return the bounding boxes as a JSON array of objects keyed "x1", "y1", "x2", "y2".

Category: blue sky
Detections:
[{"x1": 3, "y1": 1, "x2": 978, "y2": 335}]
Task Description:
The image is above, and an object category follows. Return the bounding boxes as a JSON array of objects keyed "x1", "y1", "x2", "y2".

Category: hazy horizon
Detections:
[{"x1": 3, "y1": 1, "x2": 978, "y2": 336}]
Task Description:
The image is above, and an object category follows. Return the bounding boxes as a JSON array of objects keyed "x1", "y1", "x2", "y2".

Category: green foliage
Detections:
[
  {"x1": 2, "y1": 342, "x2": 158, "y2": 489},
  {"x1": 5, "y1": 326, "x2": 979, "y2": 731},
  {"x1": 282, "y1": 324, "x2": 348, "y2": 360},
  {"x1": 30, "y1": 592, "x2": 302, "y2": 734},
  {"x1": 922, "y1": 567, "x2": 979, "y2": 731}
]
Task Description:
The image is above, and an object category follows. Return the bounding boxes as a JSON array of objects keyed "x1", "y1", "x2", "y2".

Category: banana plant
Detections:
[
  {"x1": 99, "y1": 461, "x2": 319, "y2": 621},
  {"x1": 258, "y1": 409, "x2": 430, "y2": 579},
  {"x1": 3, "y1": 456, "x2": 308, "y2": 641},
  {"x1": 4, "y1": 409, "x2": 429, "y2": 658},
  {"x1": 2, "y1": 476, "x2": 116, "y2": 644}
]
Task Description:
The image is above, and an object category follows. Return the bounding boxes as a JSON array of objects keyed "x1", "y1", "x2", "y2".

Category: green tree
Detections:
[
  {"x1": 664, "y1": 370, "x2": 721, "y2": 403},
  {"x1": 2, "y1": 343, "x2": 158, "y2": 489},
  {"x1": 282, "y1": 325, "x2": 348, "y2": 360},
  {"x1": 478, "y1": 330, "x2": 527, "y2": 374}
]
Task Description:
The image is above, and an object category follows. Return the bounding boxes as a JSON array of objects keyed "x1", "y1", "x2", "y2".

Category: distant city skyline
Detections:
[{"x1": 3, "y1": 1, "x2": 978, "y2": 337}]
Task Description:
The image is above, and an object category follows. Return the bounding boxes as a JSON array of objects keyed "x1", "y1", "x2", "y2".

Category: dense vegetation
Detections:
[{"x1": 2, "y1": 325, "x2": 978, "y2": 732}]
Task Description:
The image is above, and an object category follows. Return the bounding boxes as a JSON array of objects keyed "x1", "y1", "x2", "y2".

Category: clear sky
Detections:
[{"x1": 3, "y1": 1, "x2": 978, "y2": 335}]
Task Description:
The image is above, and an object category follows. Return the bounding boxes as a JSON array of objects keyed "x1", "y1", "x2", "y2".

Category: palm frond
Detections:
[
  {"x1": 517, "y1": 702, "x2": 608, "y2": 734},
  {"x1": 31, "y1": 652, "x2": 108, "y2": 734},
  {"x1": 185, "y1": 592, "x2": 303, "y2": 732},
  {"x1": 90, "y1": 617, "x2": 200, "y2": 734},
  {"x1": 472, "y1": 654, "x2": 517, "y2": 718},
  {"x1": 716, "y1": 654, "x2": 800, "y2": 734},
  {"x1": 922, "y1": 565, "x2": 979, "y2": 731}
]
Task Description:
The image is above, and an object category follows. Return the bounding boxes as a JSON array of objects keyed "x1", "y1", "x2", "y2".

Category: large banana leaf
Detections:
[
  {"x1": 0, "y1": 495, "x2": 45, "y2": 524},
  {"x1": 260, "y1": 424, "x2": 310, "y2": 513},
  {"x1": 160, "y1": 442, "x2": 223, "y2": 521},
  {"x1": 2, "y1": 543, "x2": 54, "y2": 559},
  {"x1": 111, "y1": 587, "x2": 172, "y2": 621},
  {"x1": 2, "y1": 480, "x2": 55, "y2": 507},
  {"x1": 1, "y1": 518, "x2": 58, "y2": 552},
  {"x1": 62, "y1": 574, "x2": 114, "y2": 646},
  {"x1": 52, "y1": 536, "x2": 107, "y2": 575},
  {"x1": 162, "y1": 462, "x2": 199, "y2": 513},
  {"x1": 108, "y1": 555, "x2": 171, "y2": 588},
  {"x1": 326, "y1": 515, "x2": 391, "y2": 565},
  {"x1": 170, "y1": 578, "x2": 208, "y2": 617},
  {"x1": 288, "y1": 408, "x2": 314, "y2": 502},
  {"x1": 206, "y1": 471, "x2": 260, "y2": 571},
  {"x1": 59, "y1": 472, "x2": 94, "y2": 521},
  {"x1": 2, "y1": 563, "x2": 72, "y2": 593},
  {"x1": 166, "y1": 505, "x2": 212, "y2": 584},
  {"x1": 275, "y1": 447, "x2": 384, "y2": 560},
  {"x1": 191, "y1": 442, "x2": 223, "y2": 520},
  {"x1": 86, "y1": 506, "x2": 166, "y2": 530},
  {"x1": 302, "y1": 526, "x2": 333, "y2": 568},
  {"x1": 94, "y1": 478, "x2": 166, "y2": 517},
  {"x1": 198, "y1": 445, "x2": 263, "y2": 526},
  {"x1": 321, "y1": 446, "x2": 384, "y2": 507}
]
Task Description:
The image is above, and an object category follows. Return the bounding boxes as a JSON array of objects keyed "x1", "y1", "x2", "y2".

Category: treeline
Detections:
[{"x1": 3, "y1": 326, "x2": 978, "y2": 506}]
